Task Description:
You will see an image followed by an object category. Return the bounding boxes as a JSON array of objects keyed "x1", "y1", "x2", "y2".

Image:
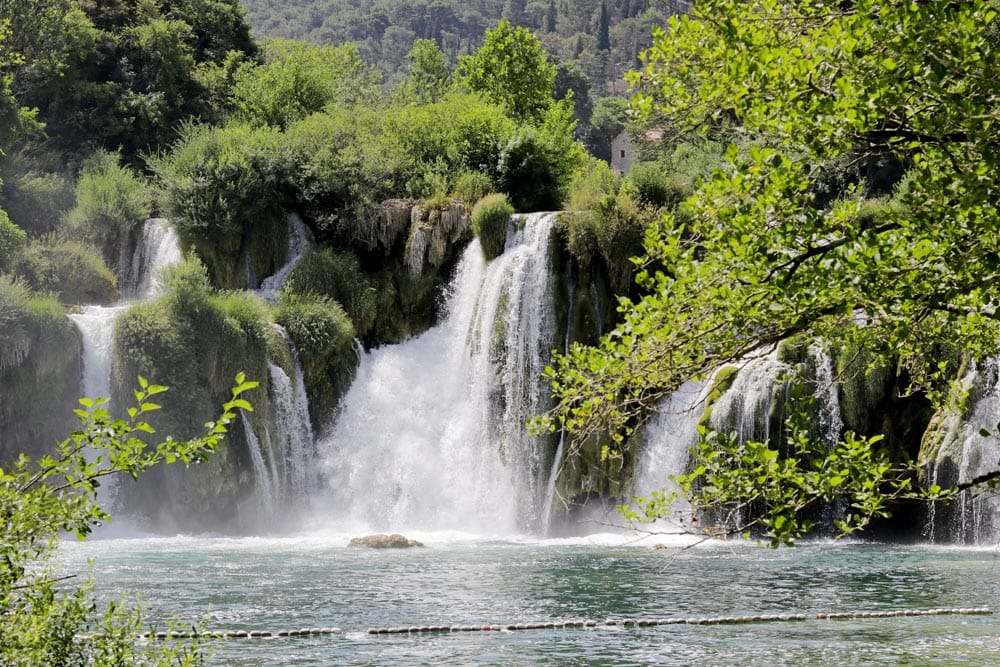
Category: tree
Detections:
[
  {"x1": 458, "y1": 18, "x2": 556, "y2": 123},
  {"x1": 1, "y1": 374, "x2": 257, "y2": 664},
  {"x1": 596, "y1": 2, "x2": 610, "y2": 52},
  {"x1": 403, "y1": 38, "x2": 452, "y2": 104},
  {"x1": 540, "y1": 0, "x2": 1000, "y2": 544}
]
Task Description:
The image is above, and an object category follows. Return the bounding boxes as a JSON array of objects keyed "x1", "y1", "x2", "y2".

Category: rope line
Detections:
[{"x1": 74, "y1": 607, "x2": 992, "y2": 641}]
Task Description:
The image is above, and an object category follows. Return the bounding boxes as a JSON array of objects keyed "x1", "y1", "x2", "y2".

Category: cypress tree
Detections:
[{"x1": 597, "y1": 2, "x2": 610, "y2": 52}]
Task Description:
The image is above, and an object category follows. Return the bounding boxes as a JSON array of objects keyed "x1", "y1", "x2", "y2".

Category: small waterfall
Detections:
[
  {"x1": 809, "y1": 342, "x2": 844, "y2": 446},
  {"x1": 931, "y1": 358, "x2": 1000, "y2": 543},
  {"x1": 317, "y1": 213, "x2": 558, "y2": 534},
  {"x1": 242, "y1": 412, "x2": 278, "y2": 518},
  {"x1": 71, "y1": 219, "x2": 185, "y2": 399},
  {"x1": 257, "y1": 214, "x2": 311, "y2": 302},
  {"x1": 708, "y1": 351, "x2": 790, "y2": 444},
  {"x1": 266, "y1": 328, "x2": 315, "y2": 496},
  {"x1": 122, "y1": 218, "x2": 183, "y2": 299}
]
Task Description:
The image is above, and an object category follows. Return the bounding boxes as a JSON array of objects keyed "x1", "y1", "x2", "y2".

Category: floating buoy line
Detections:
[{"x1": 74, "y1": 607, "x2": 992, "y2": 642}]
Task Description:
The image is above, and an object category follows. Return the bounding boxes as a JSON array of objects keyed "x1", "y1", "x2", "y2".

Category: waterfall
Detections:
[
  {"x1": 809, "y1": 342, "x2": 844, "y2": 446},
  {"x1": 71, "y1": 219, "x2": 185, "y2": 399},
  {"x1": 242, "y1": 412, "x2": 278, "y2": 519},
  {"x1": 257, "y1": 214, "x2": 311, "y2": 302},
  {"x1": 265, "y1": 328, "x2": 315, "y2": 496},
  {"x1": 930, "y1": 358, "x2": 1000, "y2": 543},
  {"x1": 122, "y1": 218, "x2": 183, "y2": 299},
  {"x1": 316, "y1": 212, "x2": 558, "y2": 534},
  {"x1": 708, "y1": 350, "x2": 790, "y2": 444}
]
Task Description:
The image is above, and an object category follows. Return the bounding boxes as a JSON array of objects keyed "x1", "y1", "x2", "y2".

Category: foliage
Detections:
[
  {"x1": 284, "y1": 247, "x2": 378, "y2": 339},
  {"x1": 230, "y1": 39, "x2": 381, "y2": 129},
  {"x1": 542, "y1": 0, "x2": 1000, "y2": 544},
  {"x1": 471, "y1": 193, "x2": 514, "y2": 260},
  {"x1": 565, "y1": 157, "x2": 621, "y2": 212},
  {"x1": 62, "y1": 151, "x2": 152, "y2": 272},
  {"x1": 0, "y1": 210, "x2": 27, "y2": 271},
  {"x1": 499, "y1": 98, "x2": 586, "y2": 211},
  {"x1": 13, "y1": 238, "x2": 118, "y2": 305},
  {"x1": 458, "y1": 18, "x2": 556, "y2": 123},
  {"x1": 0, "y1": 374, "x2": 256, "y2": 665},
  {"x1": 451, "y1": 170, "x2": 493, "y2": 206},
  {"x1": 149, "y1": 122, "x2": 286, "y2": 287},
  {"x1": 275, "y1": 292, "x2": 358, "y2": 423},
  {"x1": 625, "y1": 162, "x2": 688, "y2": 210},
  {"x1": 625, "y1": 415, "x2": 952, "y2": 547},
  {"x1": 401, "y1": 38, "x2": 452, "y2": 104},
  {"x1": 0, "y1": 153, "x2": 76, "y2": 238}
]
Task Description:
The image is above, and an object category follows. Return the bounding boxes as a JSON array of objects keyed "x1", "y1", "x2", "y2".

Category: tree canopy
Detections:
[{"x1": 541, "y1": 0, "x2": 1000, "y2": 543}]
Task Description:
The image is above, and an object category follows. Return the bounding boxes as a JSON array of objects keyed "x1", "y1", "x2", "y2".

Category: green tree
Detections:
[
  {"x1": 541, "y1": 0, "x2": 1000, "y2": 544},
  {"x1": 458, "y1": 18, "x2": 556, "y2": 123},
  {"x1": 0, "y1": 374, "x2": 256, "y2": 664},
  {"x1": 403, "y1": 38, "x2": 452, "y2": 103},
  {"x1": 596, "y1": 2, "x2": 610, "y2": 52}
]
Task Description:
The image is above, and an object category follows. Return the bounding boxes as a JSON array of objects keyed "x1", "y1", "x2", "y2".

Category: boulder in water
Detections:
[{"x1": 348, "y1": 533, "x2": 424, "y2": 549}]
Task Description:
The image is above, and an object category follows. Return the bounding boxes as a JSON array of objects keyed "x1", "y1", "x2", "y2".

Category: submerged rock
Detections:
[{"x1": 348, "y1": 534, "x2": 424, "y2": 549}]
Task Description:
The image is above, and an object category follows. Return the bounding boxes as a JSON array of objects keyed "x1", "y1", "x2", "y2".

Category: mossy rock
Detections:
[
  {"x1": 348, "y1": 534, "x2": 425, "y2": 549},
  {"x1": 699, "y1": 366, "x2": 740, "y2": 426}
]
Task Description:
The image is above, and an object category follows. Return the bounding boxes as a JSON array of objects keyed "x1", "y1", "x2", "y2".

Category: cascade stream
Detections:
[{"x1": 314, "y1": 212, "x2": 558, "y2": 534}]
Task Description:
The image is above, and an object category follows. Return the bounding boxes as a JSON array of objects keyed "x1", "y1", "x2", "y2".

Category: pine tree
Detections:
[{"x1": 546, "y1": 0, "x2": 558, "y2": 33}]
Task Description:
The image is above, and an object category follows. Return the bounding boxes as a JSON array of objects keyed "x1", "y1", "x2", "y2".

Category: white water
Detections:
[
  {"x1": 315, "y1": 213, "x2": 558, "y2": 534},
  {"x1": 122, "y1": 218, "x2": 183, "y2": 299},
  {"x1": 257, "y1": 214, "x2": 311, "y2": 302},
  {"x1": 70, "y1": 218, "x2": 185, "y2": 399},
  {"x1": 809, "y1": 342, "x2": 844, "y2": 446},
  {"x1": 265, "y1": 331, "x2": 315, "y2": 497},
  {"x1": 929, "y1": 358, "x2": 1000, "y2": 543},
  {"x1": 242, "y1": 412, "x2": 278, "y2": 518},
  {"x1": 708, "y1": 350, "x2": 790, "y2": 443}
]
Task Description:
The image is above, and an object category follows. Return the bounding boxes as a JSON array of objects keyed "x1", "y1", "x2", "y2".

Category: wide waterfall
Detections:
[{"x1": 314, "y1": 212, "x2": 558, "y2": 535}]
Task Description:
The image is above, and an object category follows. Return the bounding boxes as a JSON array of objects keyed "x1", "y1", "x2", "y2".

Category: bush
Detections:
[
  {"x1": 275, "y1": 292, "x2": 358, "y2": 422},
  {"x1": 0, "y1": 210, "x2": 27, "y2": 271},
  {"x1": 0, "y1": 167, "x2": 74, "y2": 237},
  {"x1": 626, "y1": 161, "x2": 690, "y2": 209},
  {"x1": 14, "y1": 238, "x2": 118, "y2": 305},
  {"x1": 452, "y1": 170, "x2": 493, "y2": 206},
  {"x1": 149, "y1": 122, "x2": 286, "y2": 287},
  {"x1": 566, "y1": 158, "x2": 621, "y2": 212},
  {"x1": 62, "y1": 150, "x2": 152, "y2": 271},
  {"x1": 471, "y1": 193, "x2": 514, "y2": 261}
]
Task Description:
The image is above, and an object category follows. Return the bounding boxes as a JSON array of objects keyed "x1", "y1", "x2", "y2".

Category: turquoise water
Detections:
[{"x1": 58, "y1": 534, "x2": 1000, "y2": 665}]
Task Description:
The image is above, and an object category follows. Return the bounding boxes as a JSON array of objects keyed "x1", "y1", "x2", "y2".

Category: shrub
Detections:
[
  {"x1": 471, "y1": 193, "x2": 514, "y2": 261},
  {"x1": 0, "y1": 210, "x2": 27, "y2": 271},
  {"x1": 0, "y1": 167, "x2": 74, "y2": 237},
  {"x1": 275, "y1": 292, "x2": 358, "y2": 422},
  {"x1": 566, "y1": 158, "x2": 621, "y2": 212},
  {"x1": 62, "y1": 150, "x2": 152, "y2": 271},
  {"x1": 149, "y1": 122, "x2": 286, "y2": 287},
  {"x1": 626, "y1": 161, "x2": 690, "y2": 209},
  {"x1": 14, "y1": 238, "x2": 118, "y2": 305},
  {"x1": 452, "y1": 170, "x2": 493, "y2": 206}
]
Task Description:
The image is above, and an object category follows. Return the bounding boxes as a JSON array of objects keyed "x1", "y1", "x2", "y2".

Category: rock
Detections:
[{"x1": 348, "y1": 533, "x2": 425, "y2": 549}]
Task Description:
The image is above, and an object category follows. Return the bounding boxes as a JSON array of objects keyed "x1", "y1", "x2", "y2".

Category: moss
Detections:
[
  {"x1": 14, "y1": 239, "x2": 118, "y2": 305},
  {"x1": 471, "y1": 193, "x2": 513, "y2": 261},
  {"x1": 0, "y1": 287, "x2": 81, "y2": 462},
  {"x1": 777, "y1": 335, "x2": 811, "y2": 366},
  {"x1": 275, "y1": 293, "x2": 359, "y2": 426},
  {"x1": 699, "y1": 366, "x2": 740, "y2": 426}
]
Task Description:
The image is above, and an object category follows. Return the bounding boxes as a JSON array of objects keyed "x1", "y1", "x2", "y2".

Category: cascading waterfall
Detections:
[
  {"x1": 316, "y1": 213, "x2": 558, "y2": 534},
  {"x1": 708, "y1": 351, "x2": 791, "y2": 444},
  {"x1": 121, "y1": 217, "x2": 183, "y2": 299},
  {"x1": 242, "y1": 412, "x2": 279, "y2": 518},
  {"x1": 632, "y1": 379, "x2": 714, "y2": 527},
  {"x1": 808, "y1": 342, "x2": 844, "y2": 446},
  {"x1": 929, "y1": 358, "x2": 1000, "y2": 543},
  {"x1": 265, "y1": 326, "x2": 315, "y2": 497},
  {"x1": 70, "y1": 218, "x2": 185, "y2": 399},
  {"x1": 257, "y1": 214, "x2": 311, "y2": 302}
]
